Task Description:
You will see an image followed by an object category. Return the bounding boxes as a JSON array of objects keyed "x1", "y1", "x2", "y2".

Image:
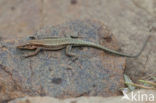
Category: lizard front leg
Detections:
[
  {"x1": 66, "y1": 45, "x2": 79, "y2": 61},
  {"x1": 66, "y1": 45, "x2": 77, "y2": 57},
  {"x1": 23, "y1": 48, "x2": 42, "y2": 58}
]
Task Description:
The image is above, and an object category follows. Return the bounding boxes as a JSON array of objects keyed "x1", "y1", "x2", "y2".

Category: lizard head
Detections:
[{"x1": 17, "y1": 43, "x2": 38, "y2": 50}]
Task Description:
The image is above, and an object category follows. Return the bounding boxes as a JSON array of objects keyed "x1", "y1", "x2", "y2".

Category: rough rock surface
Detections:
[
  {"x1": 0, "y1": 19, "x2": 125, "y2": 102},
  {"x1": 0, "y1": 0, "x2": 155, "y2": 82},
  {"x1": 132, "y1": 0, "x2": 156, "y2": 17},
  {"x1": 0, "y1": 64, "x2": 26, "y2": 103},
  {"x1": 0, "y1": 0, "x2": 156, "y2": 102}
]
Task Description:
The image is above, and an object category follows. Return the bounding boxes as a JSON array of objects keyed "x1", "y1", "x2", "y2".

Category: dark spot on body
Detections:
[{"x1": 51, "y1": 78, "x2": 62, "y2": 84}]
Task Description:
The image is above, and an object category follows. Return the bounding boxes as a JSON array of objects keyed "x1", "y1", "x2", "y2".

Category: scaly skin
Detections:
[{"x1": 17, "y1": 36, "x2": 151, "y2": 58}]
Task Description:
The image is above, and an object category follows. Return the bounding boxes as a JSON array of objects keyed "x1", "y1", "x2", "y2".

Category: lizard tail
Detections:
[{"x1": 85, "y1": 35, "x2": 151, "y2": 58}]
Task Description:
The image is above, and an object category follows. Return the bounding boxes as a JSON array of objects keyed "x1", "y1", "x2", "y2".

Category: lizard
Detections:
[{"x1": 16, "y1": 35, "x2": 151, "y2": 58}]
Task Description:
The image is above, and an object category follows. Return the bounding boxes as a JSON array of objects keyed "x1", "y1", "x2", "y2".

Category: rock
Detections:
[
  {"x1": 0, "y1": 19, "x2": 126, "y2": 101},
  {"x1": 1, "y1": 0, "x2": 156, "y2": 102}
]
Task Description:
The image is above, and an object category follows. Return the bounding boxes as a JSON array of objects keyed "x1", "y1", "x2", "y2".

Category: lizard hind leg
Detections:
[
  {"x1": 66, "y1": 45, "x2": 77, "y2": 57},
  {"x1": 65, "y1": 32, "x2": 78, "y2": 38},
  {"x1": 70, "y1": 32, "x2": 79, "y2": 38},
  {"x1": 66, "y1": 32, "x2": 84, "y2": 38}
]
